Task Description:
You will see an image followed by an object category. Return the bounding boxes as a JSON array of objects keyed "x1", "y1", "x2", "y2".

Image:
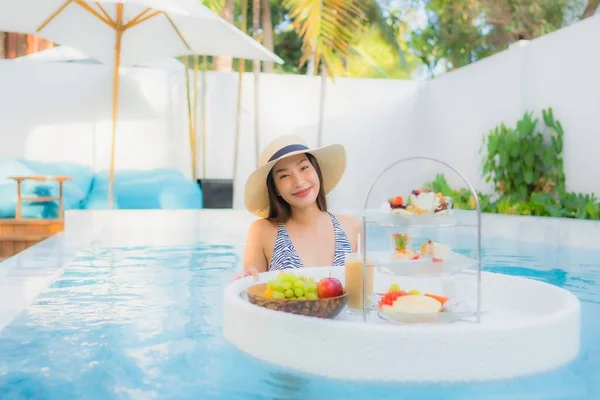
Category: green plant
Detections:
[
  {"x1": 423, "y1": 174, "x2": 493, "y2": 211},
  {"x1": 421, "y1": 108, "x2": 600, "y2": 220},
  {"x1": 481, "y1": 108, "x2": 565, "y2": 201},
  {"x1": 560, "y1": 192, "x2": 600, "y2": 220}
]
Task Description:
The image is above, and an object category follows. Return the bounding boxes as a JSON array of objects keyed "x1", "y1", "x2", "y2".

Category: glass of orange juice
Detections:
[{"x1": 344, "y1": 252, "x2": 374, "y2": 314}]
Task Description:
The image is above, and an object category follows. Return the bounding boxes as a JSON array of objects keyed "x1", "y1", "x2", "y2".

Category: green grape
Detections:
[
  {"x1": 282, "y1": 281, "x2": 292, "y2": 290},
  {"x1": 294, "y1": 288, "x2": 304, "y2": 297},
  {"x1": 272, "y1": 290, "x2": 285, "y2": 299},
  {"x1": 307, "y1": 277, "x2": 315, "y2": 283},
  {"x1": 305, "y1": 292, "x2": 318, "y2": 300},
  {"x1": 296, "y1": 296, "x2": 306, "y2": 300},
  {"x1": 293, "y1": 280, "x2": 305, "y2": 289},
  {"x1": 270, "y1": 280, "x2": 284, "y2": 291},
  {"x1": 305, "y1": 281, "x2": 317, "y2": 293},
  {"x1": 389, "y1": 283, "x2": 401, "y2": 292},
  {"x1": 284, "y1": 289, "x2": 294, "y2": 298}
]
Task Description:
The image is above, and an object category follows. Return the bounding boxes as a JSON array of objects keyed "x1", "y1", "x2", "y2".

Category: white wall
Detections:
[
  {"x1": 218, "y1": 74, "x2": 422, "y2": 213},
  {"x1": 519, "y1": 16, "x2": 600, "y2": 195},
  {"x1": 0, "y1": 14, "x2": 599, "y2": 213},
  {"x1": 421, "y1": 15, "x2": 600, "y2": 196},
  {"x1": 0, "y1": 59, "x2": 421, "y2": 214},
  {"x1": 0, "y1": 60, "x2": 190, "y2": 177}
]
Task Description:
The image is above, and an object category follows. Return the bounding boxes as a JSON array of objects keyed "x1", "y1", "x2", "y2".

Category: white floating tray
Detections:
[
  {"x1": 223, "y1": 266, "x2": 581, "y2": 383},
  {"x1": 372, "y1": 251, "x2": 478, "y2": 277}
]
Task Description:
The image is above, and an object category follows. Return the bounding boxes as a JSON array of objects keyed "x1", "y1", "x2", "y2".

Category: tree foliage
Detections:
[
  {"x1": 282, "y1": 0, "x2": 366, "y2": 77},
  {"x1": 198, "y1": 0, "x2": 598, "y2": 78},
  {"x1": 409, "y1": 0, "x2": 588, "y2": 76}
]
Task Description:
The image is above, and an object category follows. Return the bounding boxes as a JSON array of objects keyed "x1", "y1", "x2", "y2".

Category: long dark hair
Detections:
[{"x1": 266, "y1": 153, "x2": 327, "y2": 224}]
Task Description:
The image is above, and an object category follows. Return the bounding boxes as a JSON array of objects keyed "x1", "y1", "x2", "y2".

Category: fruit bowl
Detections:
[{"x1": 246, "y1": 283, "x2": 348, "y2": 319}]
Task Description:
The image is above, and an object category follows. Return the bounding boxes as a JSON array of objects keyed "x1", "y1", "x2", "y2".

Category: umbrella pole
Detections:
[
  {"x1": 233, "y1": 0, "x2": 249, "y2": 191},
  {"x1": 183, "y1": 57, "x2": 196, "y2": 181},
  {"x1": 193, "y1": 55, "x2": 199, "y2": 181},
  {"x1": 109, "y1": 4, "x2": 124, "y2": 209},
  {"x1": 201, "y1": 55, "x2": 207, "y2": 180}
]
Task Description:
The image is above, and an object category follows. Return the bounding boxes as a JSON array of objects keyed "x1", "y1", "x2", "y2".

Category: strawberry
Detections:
[{"x1": 388, "y1": 196, "x2": 404, "y2": 208}]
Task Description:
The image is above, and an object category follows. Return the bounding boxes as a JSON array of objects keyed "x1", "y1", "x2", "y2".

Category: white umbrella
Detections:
[
  {"x1": 14, "y1": 44, "x2": 185, "y2": 71},
  {"x1": 0, "y1": 0, "x2": 283, "y2": 206},
  {"x1": 0, "y1": 0, "x2": 282, "y2": 65}
]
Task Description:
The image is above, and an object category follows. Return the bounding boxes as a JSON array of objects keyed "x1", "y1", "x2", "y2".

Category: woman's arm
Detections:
[{"x1": 243, "y1": 219, "x2": 269, "y2": 273}]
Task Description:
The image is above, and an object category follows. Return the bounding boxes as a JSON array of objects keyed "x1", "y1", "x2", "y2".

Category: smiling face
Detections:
[
  {"x1": 272, "y1": 153, "x2": 320, "y2": 206},
  {"x1": 266, "y1": 152, "x2": 328, "y2": 223}
]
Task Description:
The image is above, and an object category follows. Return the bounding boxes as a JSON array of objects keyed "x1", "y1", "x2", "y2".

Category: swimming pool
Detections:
[{"x1": 0, "y1": 210, "x2": 598, "y2": 399}]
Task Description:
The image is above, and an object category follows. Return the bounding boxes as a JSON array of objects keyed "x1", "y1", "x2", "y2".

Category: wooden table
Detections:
[{"x1": 8, "y1": 176, "x2": 72, "y2": 220}]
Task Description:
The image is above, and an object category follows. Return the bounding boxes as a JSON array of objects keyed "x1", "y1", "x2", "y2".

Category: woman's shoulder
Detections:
[
  {"x1": 332, "y1": 214, "x2": 362, "y2": 252},
  {"x1": 249, "y1": 218, "x2": 278, "y2": 231},
  {"x1": 333, "y1": 214, "x2": 362, "y2": 234}
]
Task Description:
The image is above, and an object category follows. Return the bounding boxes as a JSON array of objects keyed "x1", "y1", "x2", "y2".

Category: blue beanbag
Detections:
[{"x1": 84, "y1": 169, "x2": 203, "y2": 210}]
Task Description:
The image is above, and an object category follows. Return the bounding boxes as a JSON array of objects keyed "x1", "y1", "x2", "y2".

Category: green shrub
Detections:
[{"x1": 422, "y1": 108, "x2": 600, "y2": 220}]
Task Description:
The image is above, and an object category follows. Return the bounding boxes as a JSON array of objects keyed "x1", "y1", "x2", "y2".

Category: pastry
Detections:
[
  {"x1": 388, "y1": 189, "x2": 452, "y2": 215},
  {"x1": 419, "y1": 240, "x2": 449, "y2": 262},
  {"x1": 392, "y1": 233, "x2": 419, "y2": 260}
]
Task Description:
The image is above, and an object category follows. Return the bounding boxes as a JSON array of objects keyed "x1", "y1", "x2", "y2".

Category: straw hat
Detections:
[{"x1": 244, "y1": 135, "x2": 347, "y2": 218}]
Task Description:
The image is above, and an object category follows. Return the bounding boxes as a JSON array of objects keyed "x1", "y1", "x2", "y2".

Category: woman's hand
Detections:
[{"x1": 230, "y1": 266, "x2": 260, "y2": 282}]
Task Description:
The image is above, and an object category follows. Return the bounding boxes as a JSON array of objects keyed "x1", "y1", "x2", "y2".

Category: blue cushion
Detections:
[{"x1": 84, "y1": 169, "x2": 203, "y2": 210}]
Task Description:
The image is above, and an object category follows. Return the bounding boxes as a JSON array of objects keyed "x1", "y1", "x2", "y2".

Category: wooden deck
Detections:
[
  {"x1": 0, "y1": 219, "x2": 64, "y2": 261},
  {"x1": 0, "y1": 176, "x2": 70, "y2": 262}
]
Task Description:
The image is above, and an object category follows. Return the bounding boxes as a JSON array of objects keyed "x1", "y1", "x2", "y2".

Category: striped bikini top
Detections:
[{"x1": 269, "y1": 213, "x2": 353, "y2": 271}]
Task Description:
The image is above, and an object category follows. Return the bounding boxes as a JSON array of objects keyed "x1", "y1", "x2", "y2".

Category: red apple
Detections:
[{"x1": 317, "y1": 277, "x2": 344, "y2": 298}]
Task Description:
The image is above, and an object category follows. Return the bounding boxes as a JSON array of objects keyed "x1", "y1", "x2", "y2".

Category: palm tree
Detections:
[
  {"x1": 582, "y1": 0, "x2": 600, "y2": 18},
  {"x1": 261, "y1": 0, "x2": 275, "y2": 73},
  {"x1": 282, "y1": 0, "x2": 366, "y2": 147},
  {"x1": 213, "y1": 0, "x2": 235, "y2": 71}
]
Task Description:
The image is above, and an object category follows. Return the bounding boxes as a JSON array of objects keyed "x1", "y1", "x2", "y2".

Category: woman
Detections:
[{"x1": 235, "y1": 135, "x2": 362, "y2": 280}]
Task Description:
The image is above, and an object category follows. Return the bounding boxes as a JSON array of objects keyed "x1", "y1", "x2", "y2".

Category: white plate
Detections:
[
  {"x1": 363, "y1": 209, "x2": 458, "y2": 227},
  {"x1": 377, "y1": 308, "x2": 479, "y2": 324},
  {"x1": 372, "y1": 251, "x2": 478, "y2": 277}
]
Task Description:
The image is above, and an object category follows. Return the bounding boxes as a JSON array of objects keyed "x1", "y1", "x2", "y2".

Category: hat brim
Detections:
[{"x1": 244, "y1": 144, "x2": 347, "y2": 218}]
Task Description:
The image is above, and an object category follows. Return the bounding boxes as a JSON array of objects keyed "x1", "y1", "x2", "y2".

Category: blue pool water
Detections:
[{"x1": 0, "y1": 236, "x2": 599, "y2": 399}]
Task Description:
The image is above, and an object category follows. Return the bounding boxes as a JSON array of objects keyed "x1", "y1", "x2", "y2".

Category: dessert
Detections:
[
  {"x1": 392, "y1": 233, "x2": 420, "y2": 260},
  {"x1": 419, "y1": 240, "x2": 450, "y2": 262},
  {"x1": 387, "y1": 189, "x2": 452, "y2": 215},
  {"x1": 390, "y1": 295, "x2": 443, "y2": 314},
  {"x1": 378, "y1": 284, "x2": 450, "y2": 314}
]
